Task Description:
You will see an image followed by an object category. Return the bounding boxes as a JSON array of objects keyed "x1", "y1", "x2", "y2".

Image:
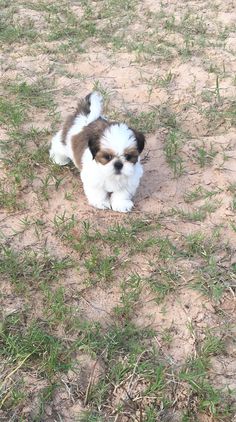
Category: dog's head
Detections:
[{"x1": 87, "y1": 120, "x2": 145, "y2": 178}]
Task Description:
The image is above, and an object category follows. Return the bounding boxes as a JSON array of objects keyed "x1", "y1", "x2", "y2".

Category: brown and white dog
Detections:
[{"x1": 50, "y1": 92, "x2": 145, "y2": 212}]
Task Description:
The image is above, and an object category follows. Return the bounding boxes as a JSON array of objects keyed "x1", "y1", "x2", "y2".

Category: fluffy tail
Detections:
[{"x1": 86, "y1": 91, "x2": 103, "y2": 124}]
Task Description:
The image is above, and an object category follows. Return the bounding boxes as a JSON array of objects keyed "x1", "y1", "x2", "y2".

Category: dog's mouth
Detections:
[{"x1": 114, "y1": 169, "x2": 122, "y2": 175}]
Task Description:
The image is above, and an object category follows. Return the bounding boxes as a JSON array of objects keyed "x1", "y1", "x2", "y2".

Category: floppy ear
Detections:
[
  {"x1": 131, "y1": 129, "x2": 146, "y2": 154},
  {"x1": 88, "y1": 134, "x2": 100, "y2": 159},
  {"x1": 86, "y1": 119, "x2": 109, "y2": 159}
]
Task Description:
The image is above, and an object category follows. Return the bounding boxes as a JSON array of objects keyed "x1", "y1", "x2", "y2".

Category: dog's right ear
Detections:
[
  {"x1": 88, "y1": 134, "x2": 100, "y2": 159},
  {"x1": 87, "y1": 119, "x2": 109, "y2": 159}
]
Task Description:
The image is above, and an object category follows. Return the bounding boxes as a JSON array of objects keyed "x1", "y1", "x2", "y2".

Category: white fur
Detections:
[{"x1": 49, "y1": 92, "x2": 144, "y2": 213}]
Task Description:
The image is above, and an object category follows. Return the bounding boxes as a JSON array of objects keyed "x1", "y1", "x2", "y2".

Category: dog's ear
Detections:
[
  {"x1": 131, "y1": 129, "x2": 146, "y2": 154},
  {"x1": 86, "y1": 119, "x2": 109, "y2": 159},
  {"x1": 88, "y1": 133, "x2": 100, "y2": 159}
]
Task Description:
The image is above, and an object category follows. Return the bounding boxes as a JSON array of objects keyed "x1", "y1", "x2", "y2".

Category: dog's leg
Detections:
[
  {"x1": 83, "y1": 183, "x2": 111, "y2": 210},
  {"x1": 110, "y1": 191, "x2": 134, "y2": 213},
  {"x1": 49, "y1": 131, "x2": 70, "y2": 165}
]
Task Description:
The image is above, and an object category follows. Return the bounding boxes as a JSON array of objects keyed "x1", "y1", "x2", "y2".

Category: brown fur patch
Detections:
[
  {"x1": 124, "y1": 146, "x2": 139, "y2": 164},
  {"x1": 71, "y1": 119, "x2": 110, "y2": 169},
  {"x1": 95, "y1": 149, "x2": 115, "y2": 165},
  {"x1": 61, "y1": 96, "x2": 91, "y2": 145}
]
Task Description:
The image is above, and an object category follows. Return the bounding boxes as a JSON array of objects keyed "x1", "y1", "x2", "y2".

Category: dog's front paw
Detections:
[
  {"x1": 111, "y1": 199, "x2": 134, "y2": 213},
  {"x1": 89, "y1": 199, "x2": 111, "y2": 210}
]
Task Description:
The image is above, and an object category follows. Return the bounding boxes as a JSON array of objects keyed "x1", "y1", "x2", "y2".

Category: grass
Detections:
[
  {"x1": 0, "y1": 97, "x2": 26, "y2": 128},
  {"x1": 1, "y1": 0, "x2": 236, "y2": 420},
  {"x1": 171, "y1": 200, "x2": 220, "y2": 222},
  {"x1": 147, "y1": 266, "x2": 181, "y2": 303},
  {"x1": 195, "y1": 143, "x2": 218, "y2": 167},
  {"x1": 0, "y1": 183, "x2": 22, "y2": 211},
  {"x1": 0, "y1": 245, "x2": 73, "y2": 289},
  {"x1": 125, "y1": 109, "x2": 158, "y2": 133},
  {"x1": 184, "y1": 186, "x2": 222, "y2": 203},
  {"x1": 6, "y1": 80, "x2": 56, "y2": 110}
]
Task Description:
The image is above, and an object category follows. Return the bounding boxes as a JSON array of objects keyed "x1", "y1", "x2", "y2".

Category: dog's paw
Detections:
[
  {"x1": 90, "y1": 199, "x2": 111, "y2": 210},
  {"x1": 50, "y1": 151, "x2": 70, "y2": 166},
  {"x1": 111, "y1": 199, "x2": 134, "y2": 213}
]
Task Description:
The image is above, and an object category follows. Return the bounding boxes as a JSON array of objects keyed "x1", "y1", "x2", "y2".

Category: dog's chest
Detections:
[{"x1": 103, "y1": 176, "x2": 127, "y2": 193}]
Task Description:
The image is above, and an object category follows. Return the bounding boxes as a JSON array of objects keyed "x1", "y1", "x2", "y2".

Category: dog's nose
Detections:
[{"x1": 114, "y1": 160, "x2": 123, "y2": 172}]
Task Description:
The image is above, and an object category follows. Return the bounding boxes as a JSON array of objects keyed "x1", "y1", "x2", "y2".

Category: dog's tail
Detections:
[{"x1": 85, "y1": 91, "x2": 103, "y2": 124}]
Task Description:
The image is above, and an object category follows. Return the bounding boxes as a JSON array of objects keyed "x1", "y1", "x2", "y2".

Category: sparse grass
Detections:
[
  {"x1": 0, "y1": 182, "x2": 22, "y2": 211},
  {"x1": 147, "y1": 266, "x2": 181, "y2": 303},
  {"x1": 0, "y1": 97, "x2": 26, "y2": 128},
  {"x1": 0, "y1": 319, "x2": 71, "y2": 375},
  {"x1": 184, "y1": 186, "x2": 222, "y2": 203},
  {"x1": 0, "y1": 19, "x2": 38, "y2": 45},
  {"x1": 0, "y1": 245, "x2": 73, "y2": 290},
  {"x1": 164, "y1": 129, "x2": 184, "y2": 176},
  {"x1": 6, "y1": 80, "x2": 56, "y2": 110},
  {"x1": 171, "y1": 200, "x2": 220, "y2": 222},
  {"x1": 195, "y1": 143, "x2": 218, "y2": 167},
  {"x1": 125, "y1": 109, "x2": 158, "y2": 133},
  {"x1": 84, "y1": 247, "x2": 117, "y2": 285}
]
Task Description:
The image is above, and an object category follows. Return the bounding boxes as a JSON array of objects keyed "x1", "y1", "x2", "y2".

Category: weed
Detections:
[
  {"x1": 147, "y1": 267, "x2": 181, "y2": 303},
  {"x1": 172, "y1": 200, "x2": 220, "y2": 222},
  {"x1": 0, "y1": 97, "x2": 25, "y2": 128},
  {"x1": 195, "y1": 144, "x2": 217, "y2": 167},
  {"x1": 36, "y1": 384, "x2": 58, "y2": 421},
  {"x1": 0, "y1": 18, "x2": 38, "y2": 45},
  {"x1": 0, "y1": 245, "x2": 73, "y2": 288},
  {"x1": 114, "y1": 274, "x2": 142, "y2": 319},
  {"x1": 0, "y1": 320, "x2": 71, "y2": 376},
  {"x1": 6, "y1": 80, "x2": 55, "y2": 110},
  {"x1": 227, "y1": 182, "x2": 236, "y2": 194},
  {"x1": 42, "y1": 286, "x2": 70, "y2": 323},
  {"x1": 79, "y1": 411, "x2": 105, "y2": 421},
  {"x1": 164, "y1": 129, "x2": 184, "y2": 176},
  {"x1": 231, "y1": 196, "x2": 236, "y2": 212},
  {"x1": 84, "y1": 247, "x2": 117, "y2": 284},
  {"x1": 0, "y1": 182, "x2": 22, "y2": 211},
  {"x1": 184, "y1": 186, "x2": 222, "y2": 203},
  {"x1": 125, "y1": 110, "x2": 158, "y2": 133}
]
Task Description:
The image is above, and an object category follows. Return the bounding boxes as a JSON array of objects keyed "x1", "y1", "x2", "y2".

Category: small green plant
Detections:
[
  {"x1": 172, "y1": 200, "x2": 219, "y2": 222},
  {"x1": 0, "y1": 245, "x2": 73, "y2": 288},
  {"x1": 231, "y1": 196, "x2": 236, "y2": 212},
  {"x1": 0, "y1": 97, "x2": 26, "y2": 128},
  {"x1": 0, "y1": 320, "x2": 71, "y2": 376},
  {"x1": 164, "y1": 129, "x2": 184, "y2": 176},
  {"x1": 114, "y1": 274, "x2": 142, "y2": 319},
  {"x1": 184, "y1": 186, "x2": 221, "y2": 203},
  {"x1": 0, "y1": 182, "x2": 22, "y2": 211},
  {"x1": 147, "y1": 266, "x2": 180, "y2": 303},
  {"x1": 125, "y1": 110, "x2": 158, "y2": 133},
  {"x1": 84, "y1": 247, "x2": 117, "y2": 284},
  {"x1": 195, "y1": 144, "x2": 217, "y2": 167}
]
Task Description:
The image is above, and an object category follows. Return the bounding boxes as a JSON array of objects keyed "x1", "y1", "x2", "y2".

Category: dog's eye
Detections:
[
  {"x1": 125, "y1": 154, "x2": 132, "y2": 161},
  {"x1": 104, "y1": 154, "x2": 112, "y2": 161}
]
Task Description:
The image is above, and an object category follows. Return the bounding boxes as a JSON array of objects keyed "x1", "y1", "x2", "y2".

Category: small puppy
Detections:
[{"x1": 50, "y1": 92, "x2": 145, "y2": 212}]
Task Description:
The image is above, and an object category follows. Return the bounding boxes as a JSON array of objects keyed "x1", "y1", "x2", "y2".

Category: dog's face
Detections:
[{"x1": 88, "y1": 123, "x2": 145, "y2": 178}]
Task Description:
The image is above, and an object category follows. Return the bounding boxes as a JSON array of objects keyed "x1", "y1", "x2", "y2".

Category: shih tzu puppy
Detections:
[{"x1": 49, "y1": 92, "x2": 145, "y2": 212}]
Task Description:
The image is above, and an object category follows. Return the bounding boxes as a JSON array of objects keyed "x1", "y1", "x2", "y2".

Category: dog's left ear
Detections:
[{"x1": 131, "y1": 129, "x2": 146, "y2": 154}]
